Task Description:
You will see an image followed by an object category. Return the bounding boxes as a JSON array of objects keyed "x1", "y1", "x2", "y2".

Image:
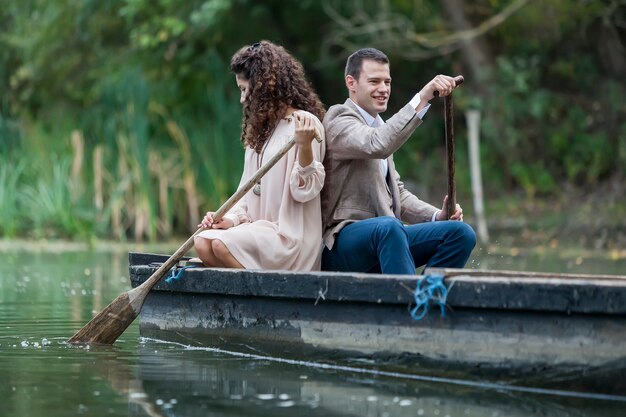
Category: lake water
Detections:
[{"x1": 1, "y1": 242, "x2": 625, "y2": 416}]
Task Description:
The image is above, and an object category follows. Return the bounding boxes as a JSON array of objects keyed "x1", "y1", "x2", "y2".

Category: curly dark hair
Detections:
[{"x1": 230, "y1": 40, "x2": 325, "y2": 152}]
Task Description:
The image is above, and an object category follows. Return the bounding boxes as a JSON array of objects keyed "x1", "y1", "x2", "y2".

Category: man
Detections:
[{"x1": 321, "y1": 48, "x2": 476, "y2": 275}]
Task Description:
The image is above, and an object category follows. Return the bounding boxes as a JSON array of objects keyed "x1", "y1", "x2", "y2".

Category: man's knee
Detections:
[
  {"x1": 374, "y1": 216, "x2": 407, "y2": 239},
  {"x1": 452, "y1": 222, "x2": 477, "y2": 250}
]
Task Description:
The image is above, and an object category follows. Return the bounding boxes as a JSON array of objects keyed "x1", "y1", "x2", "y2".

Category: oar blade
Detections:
[{"x1": 67, "y1": 289, "x2": 141, "y2": 345}]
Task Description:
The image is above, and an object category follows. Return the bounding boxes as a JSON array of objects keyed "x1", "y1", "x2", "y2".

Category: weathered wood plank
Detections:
[
  {"x1": 129, "y1": 252, "x2": 626, "y2": 377},
  {"x1": 138, "y1": 290, "x2": 626, "y2": 371},
  {"x1": 427, "y1": 267, "x2": 626, "y2": 281},
  {"x1": 130, "y1": 253, "x2": 626, "y2": 314}
]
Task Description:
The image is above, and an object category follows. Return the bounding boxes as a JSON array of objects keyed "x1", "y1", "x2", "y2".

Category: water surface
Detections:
[{"x1": 1, "y1": 243, "x2": 625, "y2": 416}]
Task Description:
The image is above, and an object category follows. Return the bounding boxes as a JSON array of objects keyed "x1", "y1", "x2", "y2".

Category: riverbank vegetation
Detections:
[{"x1": 1, "y1": 0, "x2": 624, "y2": 245}]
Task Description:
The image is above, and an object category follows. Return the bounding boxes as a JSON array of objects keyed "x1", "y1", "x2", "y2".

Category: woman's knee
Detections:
[
  {"x1": 211, "y1": 239, "x2": 231, "y2": 259},
  {"x1": 194, "y1": 236, "x2": 209, "y2": 254},
  {"x1": 194, "y1": 236, "x2": 216, "y2": 264}
]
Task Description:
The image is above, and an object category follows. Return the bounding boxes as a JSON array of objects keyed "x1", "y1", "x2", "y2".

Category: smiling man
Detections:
[{"x1": 320, "y1": 48, "x2": 476, "y2": 275}]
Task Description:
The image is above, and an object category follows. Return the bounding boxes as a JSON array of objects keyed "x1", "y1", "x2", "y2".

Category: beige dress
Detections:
[{"x1": 196, "y1": 113, "x2": 326, "y2": 270}]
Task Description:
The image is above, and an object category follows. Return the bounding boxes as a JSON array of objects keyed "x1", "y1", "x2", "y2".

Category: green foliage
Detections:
[
  {"x1": 0, "y1": 110, "x2": 20, "y2": 153},
  {"x1": 20, "y1": 157, "x2": 93, "y2": 239},
  {"x1": 0, "y1": 158, "x2": 25, "y2": 237},
  {"x1": 0, "y1": 0, "x2": 624, "y2": 239},
  {"x1": 481, "y1": 53, "x2": 625, "y2": 198}
]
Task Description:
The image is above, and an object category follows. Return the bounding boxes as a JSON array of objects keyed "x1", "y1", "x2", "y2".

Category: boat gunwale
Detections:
[{"x1": 129, "y1": 252, "x2": 626, "y2": 316}]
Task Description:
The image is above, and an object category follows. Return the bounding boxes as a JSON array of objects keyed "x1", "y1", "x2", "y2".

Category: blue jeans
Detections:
[{"x1": 322, "y1": 216, "x2": 476, "y2": 275}]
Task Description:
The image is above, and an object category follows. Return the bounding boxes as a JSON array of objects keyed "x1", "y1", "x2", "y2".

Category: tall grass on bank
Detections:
[
  {"x1": 195, "y1": 50, "x2": 245, "y2": 205},
  {"x1": 1, "y1": 129, "x2": 241, "y2": 242},
  {"x1": 0, "y1": 109, "x2": 243, "y2": 242},
  {"x1": 20, "y1": 156, "x2": 94, "y2": 239},
  {"x1": 0, "y1": 158, "x2": 25, "y2": 237},
  {"x1": 1, "y1": 62, "x2": 246, "y2": 242}
]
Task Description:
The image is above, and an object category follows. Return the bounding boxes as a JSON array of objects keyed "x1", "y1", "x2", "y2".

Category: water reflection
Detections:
[
  {"x1": 95, "y1": 354, "x2": 169, "y2": 417},
  {"x1": 1, "y1": 245, "x2": 626, "y2": 417},
  {"x1": 121, "y1": 339, "x2": 625, "y2": 417},
  {"x1": 0, "y1": 248, "x2": 139, "y2": 416}
]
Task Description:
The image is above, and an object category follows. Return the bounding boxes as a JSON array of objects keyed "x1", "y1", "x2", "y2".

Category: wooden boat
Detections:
[{"x1": 129, "y1": 252, "x2": 626, "y2": 388}]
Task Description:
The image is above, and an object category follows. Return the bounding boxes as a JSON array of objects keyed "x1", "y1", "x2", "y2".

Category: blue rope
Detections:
[
  {"x1": 165, "y1": 265, "x2": 195, "y2": 283},
  {"x1": 410, "y1": 274, "x2": 450, "y2": 320}
]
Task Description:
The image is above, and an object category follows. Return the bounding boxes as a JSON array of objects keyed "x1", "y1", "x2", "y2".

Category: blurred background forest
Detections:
[{"x1": 0, "y1": 0, "x2": 624, "y2": 249}]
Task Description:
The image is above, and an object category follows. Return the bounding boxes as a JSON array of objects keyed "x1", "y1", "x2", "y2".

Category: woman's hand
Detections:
[
  {"x1": 294, "y1": 111, "x2": 317, "y2": 146},
  {"x1": 198, "y1": 211, "x2": 235, "y2": 229},
  {"x1": 294, "y1": 111, "x2": 317, "y2": 168}
]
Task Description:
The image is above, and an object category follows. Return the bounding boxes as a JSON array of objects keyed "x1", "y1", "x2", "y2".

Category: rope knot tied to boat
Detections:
[
  {"x1": 165, "y1": 265, "x2": 195, "y2": 283},
  {"x1": 410, "y1": 274, "x2": 450, "y2": 320}
]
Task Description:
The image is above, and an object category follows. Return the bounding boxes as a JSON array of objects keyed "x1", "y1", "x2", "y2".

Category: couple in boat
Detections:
[{"x1": 194, "y1": 41, "x2": 475, "y2": 275}]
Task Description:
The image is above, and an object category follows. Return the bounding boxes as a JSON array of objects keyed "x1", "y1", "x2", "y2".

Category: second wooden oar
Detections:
[
  {"x1": 434, "y1": 75, "x2": 464, "y2": 219},
  {"x1": 68, "y1": 131, "x2": 321, "y2": 345}
]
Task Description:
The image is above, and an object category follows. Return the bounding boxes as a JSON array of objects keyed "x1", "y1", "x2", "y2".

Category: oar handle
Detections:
[
  {"x1": 433, "y1": 75, "x2": 464, "y2": 97},
  {"x1": 444, "y1": 95, "x2": 456, "y2": 219},
  {"x1": 142, "y1": 130, "x2": 322, "y2": 289},
  {"x1": 435, "y1": 75, "x2": 464, "y2": 219},
  {"x1": 212, "y1": 128, "x2": 322, "y2": 223},
  {"x1": 213, "y1": 137, "x2": 296, "y2": 222}
]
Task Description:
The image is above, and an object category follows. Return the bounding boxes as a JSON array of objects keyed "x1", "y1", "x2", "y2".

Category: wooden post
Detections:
[{"x1": 466, "y1": 110, "x2": 489, "y2": 243}]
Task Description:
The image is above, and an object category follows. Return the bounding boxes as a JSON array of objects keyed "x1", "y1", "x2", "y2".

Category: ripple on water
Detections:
[{"x1": 3, "y1": 249, "x2": 626, "y2": 417}]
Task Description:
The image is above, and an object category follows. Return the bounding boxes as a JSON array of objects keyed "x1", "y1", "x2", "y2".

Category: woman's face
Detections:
[{"x1": 235, "y1": 74, "x2": 250, "y2": 105}]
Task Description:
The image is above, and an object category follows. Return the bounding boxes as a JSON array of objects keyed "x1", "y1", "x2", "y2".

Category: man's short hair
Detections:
[{"x1": 345, "y1": 48, "x2": 389, "y2": 80}]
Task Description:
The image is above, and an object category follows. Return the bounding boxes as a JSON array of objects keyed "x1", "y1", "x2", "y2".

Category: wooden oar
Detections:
[
  {"x1": 68, "y1": 131, "x2": 322, "y2": 345},
  {"x1": 434, "y1": 75, "x2": 464, "y2": 219}
]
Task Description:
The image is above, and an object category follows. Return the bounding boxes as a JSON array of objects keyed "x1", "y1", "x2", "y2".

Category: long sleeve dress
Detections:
[{"x1": 196, "y1": 112, "x2": 326, "y2": 271}]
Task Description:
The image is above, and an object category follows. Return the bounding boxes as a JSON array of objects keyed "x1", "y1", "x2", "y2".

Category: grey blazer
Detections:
[{"x1": 321, "y1": 99, "x2": 438, "y2": 249}]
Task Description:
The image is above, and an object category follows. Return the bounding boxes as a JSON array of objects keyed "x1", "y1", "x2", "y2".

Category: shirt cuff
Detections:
[
  {"x1": 295, "y1": 160, "x2": 320, "y2": 179},
  {"x1": 223, "y1": 212, "x2": 240, "y2": 227},
  {"x1": 409, "y1": 92, "x2": 431, "y2": 120}
]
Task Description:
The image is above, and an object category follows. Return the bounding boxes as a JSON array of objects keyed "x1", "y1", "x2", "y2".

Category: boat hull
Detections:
[{"x1": 129, "y1": 252, "x2": 626, "y2": 382}]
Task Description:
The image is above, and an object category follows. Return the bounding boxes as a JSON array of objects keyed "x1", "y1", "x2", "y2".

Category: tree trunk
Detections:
[{"x1": 439, "y1": 0, "x2": 495, "y2": 93}]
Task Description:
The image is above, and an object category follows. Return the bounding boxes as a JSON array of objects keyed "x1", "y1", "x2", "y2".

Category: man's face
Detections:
[{"x1": 346, "y1": 59, "x2": 391, "y2": 118}]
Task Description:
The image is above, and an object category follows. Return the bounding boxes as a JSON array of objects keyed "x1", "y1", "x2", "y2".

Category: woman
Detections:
[{"x1": 193, "y1": 41, "x2": 326, "y2": 271}]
